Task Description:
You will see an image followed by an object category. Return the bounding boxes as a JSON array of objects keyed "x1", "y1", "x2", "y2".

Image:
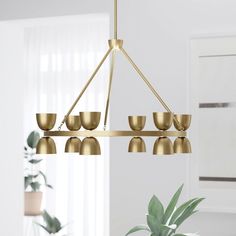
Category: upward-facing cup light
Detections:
[
  {"x1": 66, "y1": 115, "x2": 81, "y2": 131},
  {"x1": 128, "y1": 116, "x2": 146, "y2": 131},
  {"x1": 36, "y1": 113, "x2": 57, "y2": 131},
  {"x1": 153, "y1": 112, "x2": 173, "y2": 130},
  {"x1": 80, "y1": 112, "x2": 101, "y2": 130},
  {"x1": 174, "y1": 114, "x2": 191, "y2": 131}
]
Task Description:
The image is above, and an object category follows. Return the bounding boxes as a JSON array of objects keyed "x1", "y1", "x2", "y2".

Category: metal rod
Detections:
[
  {"x1": 121, "y1": 47, "x2": 183, "y2": 128},
  {"x1": 58, "y1": 48, "x2": 112, "y2": 130},
  {"x1": 114, "y1": 0, "x2": 118, "y2": 39},
  {"x1": 104, "y1": 50, "x2": 116, "y2": 130}
]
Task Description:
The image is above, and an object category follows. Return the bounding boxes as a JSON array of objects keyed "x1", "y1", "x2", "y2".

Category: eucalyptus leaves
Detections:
[
  {"x1": 24, "y1": 131, "x2": 52, "y2": 192},
  {"x1": 126, "y1": 185, "x2": 204, "y2": 236}
]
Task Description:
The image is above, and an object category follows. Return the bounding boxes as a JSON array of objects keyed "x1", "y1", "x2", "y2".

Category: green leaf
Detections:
[
  {"x1": 29, "y1": 159, "x2": 42, "y2": 164},
  {"x1": 173, "y1": 234, "x2": 187, "y2": 236},
  {"x1": 34, "y1": 222, "x2": 51, "y2": 234},
  {"x1": 147, "y1": 214, "x2": 160, "y2": 235},
  {"x1": 27, "y1": 131, "x2": 40, "y2": 149},
  {"x1": 174, "y1": 198, "x2": 204, "y2": 227},
  {"x1": 126, "y1": 225, "x2": 150, "y2": 236},
  {"x1": 24, "y1": 176, "x2": 32, "y2": 190},
  {"x1": 42, "y1": 210, "x2": 55, "y2": 232},
  {"x1": 53, "y1": 216, "x2": 62, "y2": 232},
  {"x1": 163, "y1": 184, "x2": 184, "y2": 224},
  {"x1": 148, "y1": 195, "x2": 164, "y2": 222},
  {"x1": 169, "y1": 198, "x2": 197, "y2": 224},
  {"x1": 30, "y1": 182, "x2": 41, "y2": 191}
]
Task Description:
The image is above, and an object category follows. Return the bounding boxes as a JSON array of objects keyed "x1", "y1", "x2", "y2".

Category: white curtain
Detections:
[{"x1": 23, "y1": 14, "x2": 110, "y2": 236}]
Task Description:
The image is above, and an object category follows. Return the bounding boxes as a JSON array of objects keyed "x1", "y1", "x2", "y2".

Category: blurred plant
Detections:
[
  {"x1": 35, "y1": 210, "x2": 67, "y2": 235},
  {"x1": 24, "y1": 131, "x2": 52, "y2": 191},
  {"x1": 126, "y1": 184, "x2": 203, "y2": 236}
]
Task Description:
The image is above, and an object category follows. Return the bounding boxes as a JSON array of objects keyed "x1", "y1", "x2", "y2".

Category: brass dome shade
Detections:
[
  {"x1": 153, "y1": 137, "x2": 174, "y2": 155},
  {"x1": 174, "y1": 137, "x2": 192, "y2": 154},
  {"x1": 153, "y1": 112, "x2": 173, "y2": 130},
  {"x1": 128, "y1": 116, "x2": 146, "y2": 131},
  {"x1": 65, "y1": 137, "x2": 81, "y2": 153},
  {"x1": 128, "y1": 137, "x2": 146, "y2": 152},
  {"x1": 36, "y1": 137, "x2": 56, "y2": 154},
  {"x1": 174, "y1": 114, "x2": 191, "y2": 131},
  {"x1": 80, "y1": 112, "x2": 101, "y2": 130},
  {"x1": 66, "y1": 115, "x2": 81, "y2": 131},
  {"x1": 80, "y1": 137, "x2": 101, "y2": 155},
  {"x1": 36, "y1": 113, "x2": 57, "y2": 131}
]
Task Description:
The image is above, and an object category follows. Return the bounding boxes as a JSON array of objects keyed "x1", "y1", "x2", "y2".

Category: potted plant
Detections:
[
  {"x1": 35, "y1": 210, "x2": 68, "y2": 235},
  {"x1": 24, "y1": 131, "x2": 53, "y2": 216},
  {"x1": 126, "y1": 185, "x2": 204, "y2": 236}
]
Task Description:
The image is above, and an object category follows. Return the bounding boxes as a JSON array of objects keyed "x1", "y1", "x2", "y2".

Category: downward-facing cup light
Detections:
[
  {"x1": 174, "y1": 114, "x2": 191, "y2": 131},
  {"x1": 128, "y1": 116, "x2": 146, "y2": 131},
  {"x1": 66, "y1": 115, "x2": 81, "y2": 131},
  {"x1": 128, "y1": 137, "x2": 146, "y2": 152},
  {"x1": 65, "y1": 137, "x2": 81, "y2": 153},
  {"x1": 80, "y1": 112, "x2": 101, "y2": 130},
  {"x1": 174, "y1": 137, "x2": 192, "y2": 154},
  {"x1": 36, "y1": 137, "x2": 57, "y2": 154},
  {"x1": 153, "y1": 112, "x2": 173, "y2": 130},
  {"x1": 36, "y1": 113, "x2": 57, "y2": 131},
  {"x1": 80, "y1": 137, "x2": 101, "y2": 155},
  {"x1": 153, "y1": 137, "x2": 174, "y2": 155}
]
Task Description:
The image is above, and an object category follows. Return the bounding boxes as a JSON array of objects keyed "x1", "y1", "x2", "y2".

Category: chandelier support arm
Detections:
[
  {"x1": 121, "y1": 47, "x2": 183, "y2": 129},
  {"x1": 114, "y1": 0, "x2": 118, "y2": 39},
  {"x1": 104, "y1": 50, "x2": 116, "y2": 130},
  {"x1": 58, "y1": 47, "x2": 112, "y2": 130}
]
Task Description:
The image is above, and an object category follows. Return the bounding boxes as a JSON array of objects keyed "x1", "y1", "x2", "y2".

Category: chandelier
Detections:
[{"x1": 35, "y1": 0, "x2": 191, "y2": 155}]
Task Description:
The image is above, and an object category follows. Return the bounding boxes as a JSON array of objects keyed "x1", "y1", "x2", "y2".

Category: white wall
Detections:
[
  {"x1": 0, "y1": 23, "x2": 24, "y2": 235},
  {"x1": 0, "y1": 0, "x2": 236, "y2": 236}
]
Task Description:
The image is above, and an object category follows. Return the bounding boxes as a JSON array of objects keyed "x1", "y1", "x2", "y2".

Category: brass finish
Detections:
[
  {"x1": 65, "y1": 137, "x2": 81, "y2": 153},
  {"x1": 128, "y1": 116, "x2": 146, "y2": 131},
  {"x1": 44, "y1": 130, "x2": 186, "y2": 137},
  {"x1": 80, "y1": 137, "x2": 101, "y2": 155},
  {"x1": 108, "y1": 39, "x2": 123, "y2": 49},
  {"x1": 121, "y1": 48, "x2": 183, "y2": 130},
  {"x1": 58, "y1": 48, "x2": 112, "y2": 130},
  {"x1": 128, "y1": 137, "x2": 146, "y2": 152},
  {"x1": 174, "y1": 137, "x2": 191, "y2": 154},
  {"x1": 36, "y1": 113, "x2": 57, "y2": 131},
  {"x1": 36, "y1": 137, "x2": 56, "y2": 154},
  {"x1": 104, "y1": 51, "x2": 115, "y2": 130},
  {"x1": 174, "y1": 114, "x2": 191, "y2": 131},
  {"x1": 153, "y1": 137, "x2": 174, "y2": 155},
  {"x1": 65, "y1": 115, "x2": 81, "y2": 131},
  {"x1": 80, "y1": 112, "x2": 101, "y2": 130},
  {"x1": 114, "y1": 0, "x2": 118, "y2": 39},
  {"x1": 153, "y1": 112, "x2": 173, "y2": 130}
]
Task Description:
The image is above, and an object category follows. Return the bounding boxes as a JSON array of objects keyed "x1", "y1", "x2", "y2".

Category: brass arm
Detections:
[
  {"x1": 121, "y1": 47, "x2": 182, "y2": 128},
  {"x1": 58, "y1": 47, "x2": 112, "y2": 130},
  {"x1": 104, "y1": 51, "x2": 116, "y2": 130}
]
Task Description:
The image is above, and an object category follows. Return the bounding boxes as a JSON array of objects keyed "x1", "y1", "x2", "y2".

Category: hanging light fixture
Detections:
[{"x1": 36, "y1": 0, "x2": 191, "y2": 155}]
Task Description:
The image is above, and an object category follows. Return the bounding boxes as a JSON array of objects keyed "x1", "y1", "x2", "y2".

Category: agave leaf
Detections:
[
  {"x1": 34, "y1": 222, "x2": 51, "y2": 234},
  {"x1": 29, "y1": 159, "x2": 42, "y2": 164},
  {"x1": 42, "y1": 210, "x2": 55, "y2": 232},
  {"x1": 24, "y1": 176, "x2": 32, "y2": 190},
  {"x1": 39, "y1": 171, "x2": 48, "y2": 184},
  {"x1": 148, "y1": 195, "x2": 164, "y2": 222},
  {"x1": 53, "y1": 216, "x2": 63, "y2": 232},
  {"x1": 169, "y1": 198, "x2": 197, "y2": 224},
  {"x1": 30, "y1": 182, "x2": 41, "y2": 191},
  {"x1": 147, "y1": 214, "x2": 160, "y2": 235},
  {"x1": 174, "y1": 198, "x2": 204, "y2": 227},
  {"x1": 27, "y1": 131, "x2": 40, "y2": 149},
  {"x1": 163, "y1": 185, "x2": 184, "y2": 224},
  {"x1": 125, "y1": 225, "x2": 151, "y2": 236}
]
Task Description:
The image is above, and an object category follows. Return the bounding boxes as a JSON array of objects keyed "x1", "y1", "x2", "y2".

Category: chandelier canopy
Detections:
[{"x1": 36, "y1": 0, "x2": 192, "y2": 155}]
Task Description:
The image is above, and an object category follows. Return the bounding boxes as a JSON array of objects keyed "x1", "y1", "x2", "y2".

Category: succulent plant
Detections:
[
  {"x1": 126, "y1": 185, "x2": 204, "y2": 236},
  {"x1": 36, "y1": 210, "x2": 67, "y2": 235}
]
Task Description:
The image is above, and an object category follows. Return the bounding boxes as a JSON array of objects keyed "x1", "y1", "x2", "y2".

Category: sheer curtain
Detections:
[{"x1": 23, "y1": 14, "x2": 110, "y2": 236}]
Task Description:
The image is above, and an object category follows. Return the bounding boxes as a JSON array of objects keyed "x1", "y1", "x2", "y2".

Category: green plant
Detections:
[
  {"x1": 24, "y1": 131, "x2": 52, "y2": 192},
  {"x1": 35, "y1": 210, "x2": 67, "y2": 235},
  {"x1": 126, "y1": 185, "x2": 204, "y2": 236}
]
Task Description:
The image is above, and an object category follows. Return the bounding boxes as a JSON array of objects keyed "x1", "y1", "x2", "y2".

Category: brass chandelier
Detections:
[{"x1": 35, "y1": 0, "x2": 191, "y2": 155}]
